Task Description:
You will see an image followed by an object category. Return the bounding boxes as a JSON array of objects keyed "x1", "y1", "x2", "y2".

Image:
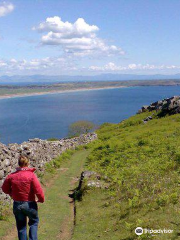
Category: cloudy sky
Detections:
[{"x1": 1, "y1": 0, "x2": 180, "y2": 76}]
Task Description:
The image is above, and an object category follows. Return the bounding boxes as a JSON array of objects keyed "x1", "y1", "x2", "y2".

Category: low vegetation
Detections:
[
  {"x1": 68, "y1": 121, "x2": 97, "y2": 137},
  {"x1": 80, "y1": 111, "x2": 180, "y2": 239},
  {"x1": 47, "y1": 138, "x2": 59, "y2": 141}
]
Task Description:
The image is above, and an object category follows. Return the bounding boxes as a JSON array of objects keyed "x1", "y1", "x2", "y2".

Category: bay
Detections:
[{"x1": 0, "y1": 86, "x2": 179, "y2": 144}]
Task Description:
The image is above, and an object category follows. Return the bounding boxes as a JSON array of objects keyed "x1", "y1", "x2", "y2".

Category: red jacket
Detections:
[{"x1": 2, "y1": 167, "x2": 44, "y2": 203}]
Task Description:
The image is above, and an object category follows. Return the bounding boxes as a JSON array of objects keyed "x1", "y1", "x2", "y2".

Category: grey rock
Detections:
[
  {"x1": 143, "y1": 115, "x2": 153, "y2": 123},
  {"x1": 0, "y1": 170, "x2": 4, "y2": 180},
  {"x1": 4, "y1": 159, "x2": 10, "y2": 167},
  {"x1": 82, "y1": 171, "x2": 97, "y2": 179},
  {"x1": 138, "y1": 96, "x2": 180, "y2": 116},
  {"x1": 0, "y1": 161, "x2": 5, "y2": 170},
  {"x1": 87, "y1": 180, "x2": 102, "y2": 188},
  {"x1": 0, "y1": 180, "x2": 3, "y2": 187},
  {"x1": 4, "y1": 166, "x2": 12, "y2": 174}
]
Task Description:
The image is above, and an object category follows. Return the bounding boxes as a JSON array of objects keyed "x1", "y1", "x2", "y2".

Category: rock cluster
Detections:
[
  {"x1": 138, "y1": 96, "x2": 180, "y2": 115},
  {"x1": 78, "y1": 171, "x2": 109, "y2": 191},
  {"x1": 0, "y1": 133, "x2": 97, "y2": 201},
  {"x1": 143, "y1": 115, "x2": 153, "y2": 123}
]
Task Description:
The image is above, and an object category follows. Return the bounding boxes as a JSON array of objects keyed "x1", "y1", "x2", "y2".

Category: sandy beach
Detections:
[{"x1": 0, "y1": 86, "x2": 126, "y2": 100}]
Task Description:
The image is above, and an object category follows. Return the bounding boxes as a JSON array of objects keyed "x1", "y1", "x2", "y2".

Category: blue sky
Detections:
[{"x1": 1, "y1": 0, "x2": 180, "y2": 75}]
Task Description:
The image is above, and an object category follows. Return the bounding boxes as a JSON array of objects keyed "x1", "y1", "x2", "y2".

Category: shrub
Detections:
[
  {"x1": 156, "y1": 194, "x2": 169, "y2": 207},
  {"x1": 68, "y1": 120, "x2": 97, "y2": 137},
  {"x1": 169, "y1": 192, "x2": 178, "y2": 204},
  {"x1": 47, "y1": 138, "x2": 59, "y2": 141}
]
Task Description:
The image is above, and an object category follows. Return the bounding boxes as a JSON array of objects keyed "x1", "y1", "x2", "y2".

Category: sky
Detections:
[{"x1": 1, "y1": 0, "x2": 180, "y2": 76}]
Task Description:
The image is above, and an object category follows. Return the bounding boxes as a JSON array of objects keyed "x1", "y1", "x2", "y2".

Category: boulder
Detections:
[
  {"x1": 4, "y1": 159, "x2": 10, "y2": 167},
  {"x1": 0, "y1": 170, "x2": 4, "y2": 180},
  {"x1": 138, "y1": 96, "x2": 180, "y2": 116}
]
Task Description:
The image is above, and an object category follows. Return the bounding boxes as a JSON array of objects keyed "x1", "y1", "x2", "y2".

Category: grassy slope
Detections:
[
  {"x1": 72, "y1": 112, "x2": 180, "y2": 240},
  {"x1": 72, "y1": 189, "x2": 123, "y2": 240}
]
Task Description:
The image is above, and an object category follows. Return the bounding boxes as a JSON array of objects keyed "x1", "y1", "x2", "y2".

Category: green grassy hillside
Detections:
[{"x1": 73, "y1": 112, "x2": 180, "y2": 240}]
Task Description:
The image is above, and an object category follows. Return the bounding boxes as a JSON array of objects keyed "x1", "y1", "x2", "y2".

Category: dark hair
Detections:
[{"x1": 18, "y1": 155, "x2": 29, "y2": 167}]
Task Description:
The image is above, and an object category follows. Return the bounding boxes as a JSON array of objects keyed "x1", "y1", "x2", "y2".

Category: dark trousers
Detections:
[{"x1": 13, "y1": 201, "x2": 39, "y2": 240}]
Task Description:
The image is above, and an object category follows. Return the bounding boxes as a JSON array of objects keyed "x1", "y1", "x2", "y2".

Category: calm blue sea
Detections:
[{"x1": 0, "y1": 86, "x2": 180, "y2": 144}]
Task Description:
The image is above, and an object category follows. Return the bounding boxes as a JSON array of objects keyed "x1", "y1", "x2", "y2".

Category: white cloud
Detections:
[
  {"x1": 34, "y1": 17, "x2": 99, "y2": 37},
  {"x1": 0, "y1": 2, "x2": 14, "y2": 17},
  {"x1": 1, "y1": 58, "x2": 180, "y2": 75},
  {"x1": 33, "y1": 16, "x2": 124, "y2": 57},
  {"x1": 89, "y1": 62, "x2": 180, "y2": 72},
  {"x1": 0, "y1": 57, "x2": 77, "y2": 74}
]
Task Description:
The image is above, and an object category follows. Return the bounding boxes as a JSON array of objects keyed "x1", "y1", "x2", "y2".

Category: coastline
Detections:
[{"x1": 0, "y1": 86, "x2": 126, "y2": 100}]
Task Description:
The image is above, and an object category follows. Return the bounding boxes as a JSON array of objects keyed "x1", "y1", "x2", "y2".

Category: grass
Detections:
[
  {"x1": 72, "y1": 189, "x2": 179, "y2": 240},
  {"x1": 0, "y1": 205, "x2": 15, "y2": 239},
  {"x1": 72, "y1": 188, "x2": 123, "y2": 240},
  {"x1": 84, "y1": 111, "x2": 180, "y2": 239}
]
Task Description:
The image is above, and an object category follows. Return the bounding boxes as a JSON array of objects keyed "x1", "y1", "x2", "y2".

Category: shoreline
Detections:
[{"x1": 0, "y1": 86, "x2": 126, "y2": 100}]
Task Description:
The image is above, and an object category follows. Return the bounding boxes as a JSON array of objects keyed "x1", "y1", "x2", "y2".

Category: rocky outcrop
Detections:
[
  {"x1": 77, "y1": 171, "x2": 102, "y2": 190},
  {"x1": 72, "y1": 171, "x2": 109, "y2": 197},
  {"x1": 0, "y1": 133, "x2": 97, "y2": 201},
  {"x1": 143, "y1": 115, "x2": 153, "y2": 123},
  {"x1": 138, "y1": 96, "x2": 180, "y2": 116}
]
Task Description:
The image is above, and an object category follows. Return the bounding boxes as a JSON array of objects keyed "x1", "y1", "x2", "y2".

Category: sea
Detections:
[{"x1": 0, "y1": 85, "x2": 180, "y2": 145}]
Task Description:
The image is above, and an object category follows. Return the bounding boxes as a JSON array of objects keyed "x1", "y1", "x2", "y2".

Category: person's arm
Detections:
[
  {"x1": 2, "y1": 175, "x2": 12, "y2": 196},
  {"x1": 31, "y1": 174, "x2": 45, "y2": 203}
]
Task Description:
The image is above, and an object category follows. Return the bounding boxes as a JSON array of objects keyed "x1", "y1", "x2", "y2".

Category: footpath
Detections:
[{"x1": 1, "y1": 149, "x2": 90, "y2": 240}]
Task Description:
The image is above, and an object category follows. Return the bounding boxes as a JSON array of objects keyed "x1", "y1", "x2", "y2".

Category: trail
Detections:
[
  {"x1": 1, "y1": 228, "x2": 17, "y2": 240},
  {"x1": 1, "y1": 150, "x2": 89, "y2": 240}
]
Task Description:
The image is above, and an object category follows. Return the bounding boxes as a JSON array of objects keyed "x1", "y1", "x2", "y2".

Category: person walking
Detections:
[{"x1": 2, "y1": 155, "x2": 45, "y2": 240}]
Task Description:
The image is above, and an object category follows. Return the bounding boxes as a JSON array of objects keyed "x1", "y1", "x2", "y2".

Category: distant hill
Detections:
[{"x1": 1, "y1": 73, "x2": 180, "y2": 83}]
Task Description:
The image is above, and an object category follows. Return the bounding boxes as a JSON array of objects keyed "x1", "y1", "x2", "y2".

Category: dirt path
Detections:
[
  {"x1": 1, "y1": 150, "x2": 90, "y2": 240},
  {"x1": 38, "y1": 150, "x2": 90, "y2": 240},
  {"x1": 1, "y1": 227, "x2": 17, "y2": 240}
]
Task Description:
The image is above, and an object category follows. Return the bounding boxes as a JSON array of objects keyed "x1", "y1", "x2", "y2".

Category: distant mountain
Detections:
[{"x1": 1, "y1": 73, "x2": 180, "y2": 83}]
